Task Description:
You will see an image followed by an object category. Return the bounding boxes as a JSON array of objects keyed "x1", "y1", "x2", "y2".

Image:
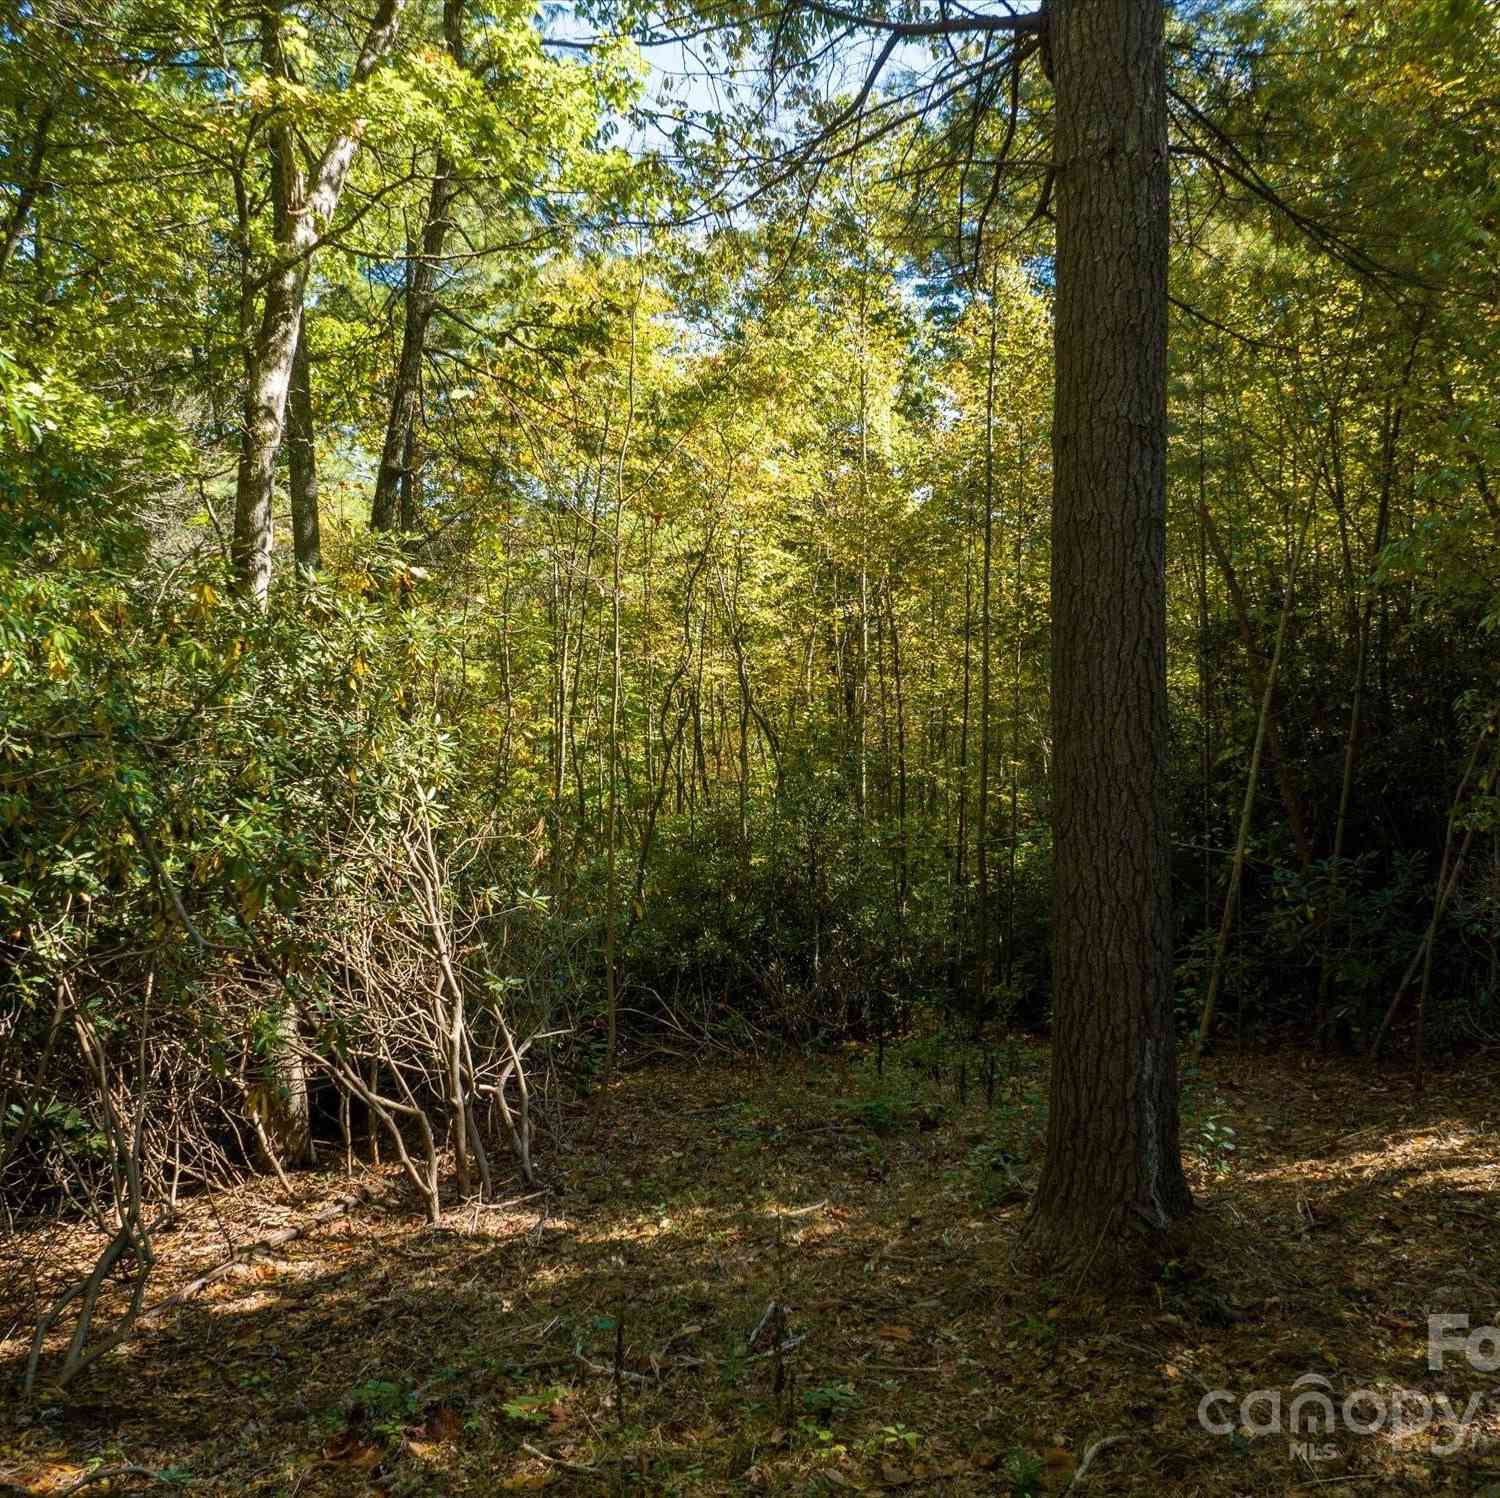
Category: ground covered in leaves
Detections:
[{"x1": 3, "y1": 1042, "x2": 1500, "y2": 1496}]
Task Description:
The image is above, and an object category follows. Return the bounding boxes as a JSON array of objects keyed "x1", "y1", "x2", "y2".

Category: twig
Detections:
[
  {"x1": 747, "y1": 1299, "x2": 780, "y2": 1348},
  {"x1": 1447, "y1": 1205, "x2": 1500, "y2": 1225},
  {"x1": 575, "y1": 1351, "x2": 651, "y2": 1384},
  {"x1": 519, "y1": 1442, "x2": 605, "y2": 1479},
  {"x1": 471, "y1": 1191, "x2": 547, "y2": 1211},
  {"x1": 613, "y1": 1302, "x2": 626, "y2": 1430},
  {"x1": 64, "y1": 1466, "x2": 172, "y2": 1493},
  {"x1": 1288, "y1": 1477, "x2": 1388, "y2": 1490},
  {"x1": 1067, "y1": 1434, "x2": 1126, "y2": 1489},
  {"x1": 751, "y1": 1333, "x2": 808, "y2": 1362}
]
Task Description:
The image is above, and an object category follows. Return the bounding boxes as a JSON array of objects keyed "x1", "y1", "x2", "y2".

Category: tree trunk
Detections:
[
  {"x1": 0, "y1": 96, "x2": 54, "y2": 283},
  {"x1": 975, "y1": 265, "x2": 998, "y2": 1015},
  {"x1": 1027, "y1": 0, "x2": 1191, "y2": 1276},
  {"x1": 288, "y1": 310, "x2": 321, "y2": 573},
  {"x1": 370, "y1": 163, "x2": 457, "y2": 533},
  {"x1": 371, "y1": 0, "x2": 464, "y2": 534},
  {"x1": 1199, "y1": 500, "x2": 1312, "y2": 867},
  {"x1": 266, "y1": 1007, "x2": 314, "y2": 1169},
  {"x1": 232, "y1": 0, "x2": 405, "y2": 603}
]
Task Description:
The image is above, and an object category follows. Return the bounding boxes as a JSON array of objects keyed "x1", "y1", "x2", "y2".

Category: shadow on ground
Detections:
[{"x1": 2, "y1": 1046, "x2": 1499, "y2": 1495}]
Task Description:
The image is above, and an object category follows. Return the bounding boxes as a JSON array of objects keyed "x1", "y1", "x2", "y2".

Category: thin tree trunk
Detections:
[
  {"x1": 1008, "y1": 452, "x2": 1026, "y2": 983},
  {"x1": 288, "y1": 310, "x2": 320, "y2": 573},
  {"x1": 1196, "y1": 503, "x2": 1315, "y2": 1056},
  {"x1": 975, "y1": 265, "x2": 999, "y2": 1013},
  {"x1": 372, "y1": 0, "x2": 464, "y2": 533},
  {"x1": 1369, "y1": 720, "x2": 1496, "y2": 1060},
  {"x1": 888, "y1": 579, "x2": 909, "y2": 911},
  {"x1": 604, "y1": 283, "x2": 638, "y2": 1083},
  {"x1": 1200, "y1": 501, "x2": 1313, "y2": 867},
  {"x1": 0, "y1": 97, "x2": 54, "y2": 282},
  {"x1": 1319, "y1": 323, "x2": 1422, "y2": 1042},
  {"x1": 954, "y1": 458, "x2": 976, "y2": 968},
  {"x1": 371, "y1": 162, "x2": 459, "y2": 530},
  {"x1": 232, "y1": 0, "x2": 405, "y2": 603}
]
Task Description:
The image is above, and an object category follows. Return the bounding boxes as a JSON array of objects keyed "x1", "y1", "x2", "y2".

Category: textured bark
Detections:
[
  {"x1": 371, "y1": 0, "x2": 464, "y2": 534},
  {"x1": 232, "y1": 0, "x2": 405, "y2": 603},
  {"x1": 288, "y1": 311, "x2": 321, "y2": 573},
  {"x1": 265, "y1": 1007, "x2": 315, "y2": 1169},
  {"x1": 1027, "y1": 0, "x2": 1192, "y2": 1275},
  {"x1": 369, "y1": 167, "x2": 457, "y2": 533}
]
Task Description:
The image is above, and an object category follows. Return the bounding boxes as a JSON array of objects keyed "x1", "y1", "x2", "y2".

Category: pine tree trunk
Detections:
[{"x1": 1027, "y1": 0, "x2": 1192, "y2": 1276}]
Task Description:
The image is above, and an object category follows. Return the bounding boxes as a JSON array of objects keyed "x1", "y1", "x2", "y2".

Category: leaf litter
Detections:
[{"x1": 1, "y1": 1045, "x2": 1498, "y2": 1495}]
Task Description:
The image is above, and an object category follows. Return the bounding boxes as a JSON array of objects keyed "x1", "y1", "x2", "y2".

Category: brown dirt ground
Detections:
[{"x1": 2, "y1": 1043, "x2": 1499, "y2": 1496}]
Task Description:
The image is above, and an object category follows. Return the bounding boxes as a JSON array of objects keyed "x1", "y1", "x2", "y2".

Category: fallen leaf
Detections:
[
  {"x1": 1042, "y1": 1446, "x2": 1077, "y2": 1491},
  {"x1": 875, "y1": 1325, "x2": 914, "y2": 1342},
  {"x1": 425, "y1": 1405, "x2": 463, "y2": 1442},
  {"x1": 323, "y1": 1431, "x2": 380, "y2": 1467}
]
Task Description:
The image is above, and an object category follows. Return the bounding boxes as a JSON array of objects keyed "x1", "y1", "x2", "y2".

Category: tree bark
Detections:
[
  {"x1": 0, "y1": 96, "x2": 54, "y2": 282},
  {"x1": 288, "y1": 310, "x2": 321, "y2": 573},
  {"x1": 1027, "y1": 0, "x2": 1192, "y2": 1276},
  {"x1": 370, "y1": 166, "x2": 457, "y2": 533},
  {"x1": 371, "y1": 0, "x2": 464, "y2": 534},
  {"x1": 232, "y1": 0, "x2": 405, "y2": 603}
]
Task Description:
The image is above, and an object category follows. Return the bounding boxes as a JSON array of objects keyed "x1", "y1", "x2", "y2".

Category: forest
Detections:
[{"x1": 1, "y1": 0, "x2": 1498, "y2": 1489}]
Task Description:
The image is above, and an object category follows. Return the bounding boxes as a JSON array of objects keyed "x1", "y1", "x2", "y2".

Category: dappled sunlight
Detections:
[{"x1": 5, "y1": 1049, "x2": 1500, "y2": 1494}]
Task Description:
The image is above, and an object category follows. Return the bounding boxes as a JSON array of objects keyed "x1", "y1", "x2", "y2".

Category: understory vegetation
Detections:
[{"x1": 2, "y1": 0, "x2": 1499, "y2": 1484}]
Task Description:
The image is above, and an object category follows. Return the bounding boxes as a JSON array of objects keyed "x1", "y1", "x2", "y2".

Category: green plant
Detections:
[
  {"x1": 1004, "y1": 1448, "x2": 1044, "y2": 1496},
  {"x1": 841, "y1": 1094, "x2": 914, "y2": 1134},
  {"x1": 1192, "y1": 1111, "x2": 1238, "y2": 1174},
  {"x1": 801, "y1": 1382, "x2": 858, "y2": 1420},
  {"x1": 861, "y1": 1423, "x2": 920, "y2": 1456},
  {"x1": 1009, "y1": 1312, "x2": 1057, "y2": 1347},
  {"x1": 501, "y1": 1387, "x2": 565, "y2": 1425},
  {"x1": 1180, "y1": 1070, "x2": 1238, "y2": 1175},
  {"x1": 966, "y1": 1137, "x2": 1028, "y2": 1206},
  {"x1": 347, "y1": 1378, "x2": 419, "y2": 1441}
]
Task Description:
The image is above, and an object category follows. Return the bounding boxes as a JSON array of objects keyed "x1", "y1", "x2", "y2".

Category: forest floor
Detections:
[{"x1": 2, "y1": 1041, "x2": 1500, "y2": 1497}]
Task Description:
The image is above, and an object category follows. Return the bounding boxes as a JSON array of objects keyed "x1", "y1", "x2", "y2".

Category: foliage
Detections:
[{"x1": 2, "y1": 0, "x2": 1498, "y2": 1241}]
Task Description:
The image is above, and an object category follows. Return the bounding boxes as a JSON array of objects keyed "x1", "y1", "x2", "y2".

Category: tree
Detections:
[
  {"x1": 1023, "y1": 0, "x2": 1193, "y2": 1267},
  {"x1": 615, "y1": 0, "x2": 1194, "y2": 1270},
  {"x1": 232, "y1": 0, "x2": 407, "y2": 605},
  {"x1": 370, "y1": 0, "x2": 466, "y2": 535}
]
